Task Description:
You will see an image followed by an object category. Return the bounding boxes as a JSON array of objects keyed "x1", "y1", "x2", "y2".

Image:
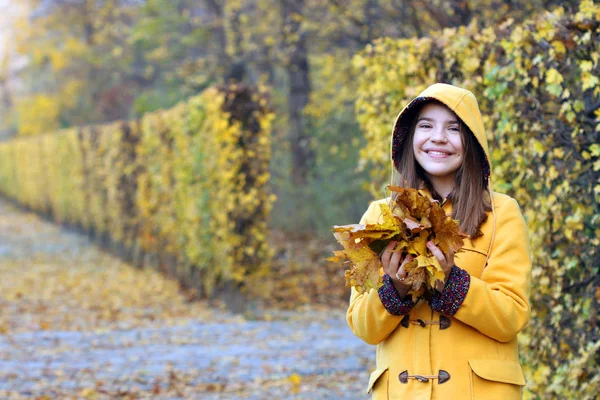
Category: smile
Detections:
[{"x1": 426, "y1": 150, "x2": 452, "y2": 157}]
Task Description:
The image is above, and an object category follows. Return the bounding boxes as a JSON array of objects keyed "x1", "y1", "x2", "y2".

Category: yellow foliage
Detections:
[
  {"x1": 331, "y1": 186, "x2": 464, "y2": 300},
  {"x1": 61, "y1": 80, "x2": 84, "y2": 108},
  {"x1": 0, "y1": 84, "x2": 274, "y2": 300},
  {"x1": 353, "y1": 2, "x2": 600, "y2": 398},
  {"x1": 16, "y1": 95, "x2": 61, "y2": 136}
]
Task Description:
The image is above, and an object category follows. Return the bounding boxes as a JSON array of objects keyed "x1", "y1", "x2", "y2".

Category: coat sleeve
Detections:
[
  {"x1": 450, "y1": 196, "x2": 532, "y2": 343},
  {"x1": 346, "y1": 200, "x2": 403, "y2": 345}
]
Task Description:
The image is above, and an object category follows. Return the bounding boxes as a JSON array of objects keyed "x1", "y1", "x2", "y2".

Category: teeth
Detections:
[{"x1": 428, "y1": 151, "x2": 449, "y2": 156}]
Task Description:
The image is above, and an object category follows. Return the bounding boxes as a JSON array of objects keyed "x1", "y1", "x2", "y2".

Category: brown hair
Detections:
[{"x1": 392, "y1": 101, "x2": 491, "y2": 238}]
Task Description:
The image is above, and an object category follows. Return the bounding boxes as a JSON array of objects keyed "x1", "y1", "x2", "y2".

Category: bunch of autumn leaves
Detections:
[{"x1": 330, "y1": 186, "x2": 465, "y2": 301}]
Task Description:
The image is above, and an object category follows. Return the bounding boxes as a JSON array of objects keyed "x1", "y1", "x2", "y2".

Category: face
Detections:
[{"x1": 412, "y1": 103, "x2": 464, "y2": 186}]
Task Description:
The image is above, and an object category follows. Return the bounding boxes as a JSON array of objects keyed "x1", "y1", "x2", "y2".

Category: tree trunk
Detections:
[
  {"x1": 363, "y1": 0, "x2": 377, "y2": 43},
  {"x1": 450, "y1": 0, "x2": 472, "y2": 27},
  {"x1": 281, "y1": 0, "x2": 313, "y2": 185},
  {"x1": 408, "y1": 1, "x2": 424, "y2": 37},
  {"x1": 226, "y1": 3, "x2": 247, "y2": 83},
  {"x1": 204, "y1": 0, "x2": 234, "y2": 81}
]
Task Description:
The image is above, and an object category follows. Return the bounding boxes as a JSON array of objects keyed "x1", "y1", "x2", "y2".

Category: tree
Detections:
[
  {"x1": 281, "y1": 0, "x2": 313, "y2": 185},
  {"x1": 10, "y1": 0, "x2": 142, "y2": 134}
]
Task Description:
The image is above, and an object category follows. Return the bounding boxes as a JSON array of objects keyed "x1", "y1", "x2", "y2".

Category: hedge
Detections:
[
  {"x1": 0, "y1": 84, "x2": 274, "y2": 304},
  {"x1": 353, "y1": 1, "x2": 599, "y2": 398}
]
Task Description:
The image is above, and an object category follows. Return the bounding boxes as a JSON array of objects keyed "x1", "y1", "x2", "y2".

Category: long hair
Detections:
[{"x1": 392, "y1": 101, "x2": 491, "y2": 238}]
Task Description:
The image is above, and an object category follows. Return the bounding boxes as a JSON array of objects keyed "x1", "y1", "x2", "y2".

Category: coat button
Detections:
[
  {"x1": 438, "y1": 370, "x2": 451, "y2": 384},
  {"x1": 439, "y1": 315, "x2": 451, "y2": 330},
  {"x1": 399, "y1": 370, "x2": 409, "y2": 383},
  {"x1": 400, "y1": 315, "x2": 410, "y2": 328},
  {"x1": 398, "y1": 370, "x2": 451, "y2": 384}
]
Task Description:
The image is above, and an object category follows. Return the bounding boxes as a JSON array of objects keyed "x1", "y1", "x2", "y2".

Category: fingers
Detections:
[
  {"x1": 381, "y1": 240, "x2": 414, "y2": 283},
  {"x1": 427, "y1": 241, "x2": 445, "y2": 262},
  {"x1": 383, "y1": 240, "x2": 456, "y2": 287},
  {"x1": 400, "y1": 254, "x2": 413, "y2": 270},
  {"x1": 396, "y1": 254, "x2": 413, "y2": 280},
  {"x1": 380, "y1": 241, "x2": 396, "y2": 272},
  {"x1": 381, "y1": 241, "x2": 403, "y2": 277},
  {"x1": 427, "y1": 241, "x2": 454, "y2": 277},
  {"x1": 389, "y1": 246, "x2": 403, "y2": 271}
]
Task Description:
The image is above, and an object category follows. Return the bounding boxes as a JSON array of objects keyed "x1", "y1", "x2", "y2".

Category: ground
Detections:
[{"x1": 0, "y1": 198, "x2": 374, "y2": 399}]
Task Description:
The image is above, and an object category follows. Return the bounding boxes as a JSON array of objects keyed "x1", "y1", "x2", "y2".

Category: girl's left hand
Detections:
[{"x1": 426, "y1": 241, "x2": 454, "y2": 281}]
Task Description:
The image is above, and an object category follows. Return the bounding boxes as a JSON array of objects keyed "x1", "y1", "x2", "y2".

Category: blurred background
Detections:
[
  {"x1": 0, "y1": 0, "x2": 582, "y2": 235},
  {"x1": 0, "y1": 0, "x2": 598, "y2": 398}
]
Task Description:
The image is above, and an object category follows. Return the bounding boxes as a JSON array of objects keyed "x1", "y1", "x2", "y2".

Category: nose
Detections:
[{"x1": 430, "y1": 127, "x2": 448, "y2": 143}]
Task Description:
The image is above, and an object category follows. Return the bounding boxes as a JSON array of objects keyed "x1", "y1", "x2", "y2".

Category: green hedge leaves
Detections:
[
  {"x1": 0, "y1": 84, "x2": 274, "y2": 300},
  {"x1": 353, "y1": 2, "x2": 599, "y2": 398}
]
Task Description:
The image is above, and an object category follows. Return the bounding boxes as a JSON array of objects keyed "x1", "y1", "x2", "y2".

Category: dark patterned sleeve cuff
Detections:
[
  {"x1": 378, "y1": 274, "x2": 416, "y2": 315},
  {"x1": 430, "y1": 265, "x2": 470, "y2": 316}
]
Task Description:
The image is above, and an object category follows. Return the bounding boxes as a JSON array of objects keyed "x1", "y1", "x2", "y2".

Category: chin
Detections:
[{"x1": 423, "y1": 168, "x2": 459, "y2": 178}]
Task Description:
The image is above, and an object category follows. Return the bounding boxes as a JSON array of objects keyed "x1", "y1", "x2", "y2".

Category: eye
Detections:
[
  {"x1": 448, "y1": 125, "x2": 460, "y2": 132},
  {"x1": 418, "y1": 123, "x2": 432, "y2": 129}
]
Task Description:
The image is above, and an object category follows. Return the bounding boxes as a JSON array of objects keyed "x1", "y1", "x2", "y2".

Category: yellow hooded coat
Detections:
[{"x1": 347, "y1": 84, "x2": 531, "y2": 399}]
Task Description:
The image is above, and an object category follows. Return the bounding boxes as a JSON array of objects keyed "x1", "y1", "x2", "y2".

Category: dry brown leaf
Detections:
[{"x1": 330, "y1": 186, "x2": 465, "y2": 298}]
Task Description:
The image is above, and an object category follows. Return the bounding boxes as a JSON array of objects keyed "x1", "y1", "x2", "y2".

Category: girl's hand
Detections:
[
  {"x1": 427, "y1": 241, "x2": 454, "y2": 282},
  {"x1": 381, "y1": 241, "x2": 412, "y2": 298}
]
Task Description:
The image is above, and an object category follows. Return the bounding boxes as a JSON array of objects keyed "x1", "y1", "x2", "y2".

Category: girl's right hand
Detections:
[{"x1": 381, "y1": 240, "x2": 413, "y2": 298}]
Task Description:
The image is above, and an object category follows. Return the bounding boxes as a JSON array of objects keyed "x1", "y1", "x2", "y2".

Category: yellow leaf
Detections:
[
  {"x1": 551, "y1": 41, "x2": 566, "y2": 54},
  {"x1": 580, "y1": 60, "x2": 593, "y2": 72},
  {"x1": 582, "y1": 72, "x2": 599, "y2": 91},
  {"x1": 80, "y1": 388, "x2": 97, "y2": 398},
  {"x1": 289, "y1": 373, "x2": 302, "y2": 394},
  {"x1": 546, "y1": 68, "x2": 563, "y2": 85}
]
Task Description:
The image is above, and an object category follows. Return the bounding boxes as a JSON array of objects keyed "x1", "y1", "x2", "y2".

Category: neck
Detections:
[{"x1": 429, "y1": 177, "x2": 455, "y2": 199}]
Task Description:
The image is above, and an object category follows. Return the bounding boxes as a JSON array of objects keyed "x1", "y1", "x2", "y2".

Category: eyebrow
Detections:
[{"x1": 417, "y1": 117, "x2": 460, "y2": 124}]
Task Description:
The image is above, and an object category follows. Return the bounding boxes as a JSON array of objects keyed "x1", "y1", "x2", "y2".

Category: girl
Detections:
[{"x1": 347, "y1": 83, "x2": 531, "y2": 399}]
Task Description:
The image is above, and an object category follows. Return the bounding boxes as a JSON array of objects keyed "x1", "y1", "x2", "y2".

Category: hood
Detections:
[{"x1": 391, "y1": 83, "x2": 490, "y2": 181}]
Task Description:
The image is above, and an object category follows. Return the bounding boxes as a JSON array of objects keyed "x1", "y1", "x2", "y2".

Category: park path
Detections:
[{"x1": 0, "y1": 198, "x2": 374, "y2": 399}]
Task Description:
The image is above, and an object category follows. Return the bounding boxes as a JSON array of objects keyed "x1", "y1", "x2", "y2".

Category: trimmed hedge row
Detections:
[
  {"x1": 353, "y1": 1, "x2": 599, "y2": 398},
  {"x1": 0, "y1": 84, "x2": 274, "y2": 305}
]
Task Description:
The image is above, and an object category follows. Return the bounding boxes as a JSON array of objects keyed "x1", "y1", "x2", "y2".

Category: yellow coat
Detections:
[{"x1": 347, "y1": 84, "x2": 531, "y2": 400}]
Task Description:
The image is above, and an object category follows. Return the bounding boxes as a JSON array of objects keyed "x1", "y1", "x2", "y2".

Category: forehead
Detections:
[{"x1": 417, "y1": 102, "x2": 458, "y2": 121}]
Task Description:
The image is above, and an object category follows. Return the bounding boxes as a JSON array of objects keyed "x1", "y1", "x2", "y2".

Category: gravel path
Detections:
[{"x1": 0, "y1": 198, "x2": 374, "y2": 399}]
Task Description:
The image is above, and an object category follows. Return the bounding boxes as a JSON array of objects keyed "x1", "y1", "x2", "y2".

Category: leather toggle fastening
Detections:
[
  {"x1": 399, "y1": 370, "x2": 451, "y2": 384},
  {"x1": 415, "y1": 318, "x2": 427, "y2": 327},
  {"x1": 399, "y1": 370, "x2": 409, "y2": 383},
  {"x1": 438, "y1": 370, "x2": 451, "y2": 384},
  {"x1": 439, "y1": 315, "x2": 451, "y2": 330},
  {"x1": 400, "y1": 315, "x2": 452, "y2": 330},
  {"x1": 401, "y1": 315, "x2": 410, "y2": 328}
]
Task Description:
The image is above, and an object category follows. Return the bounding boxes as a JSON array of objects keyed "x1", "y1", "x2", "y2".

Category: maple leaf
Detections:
[
  {"x1": 410, "y1": 230, "x2": 429, "y2": 256},
  {"x1": 330, "y1": 186, "x2": 465, "y2": 297},
  {"x1": 403, "y1": 264, "x2": 428, "y2": 302},
  {"x1": 428, "y1": 201, "x2": 466, "y2": 255},
  {"x1": 342, "y1": 246, "x2": 382, "y2": 294},
  {"x1": 403, "y1": 216, "x2": 424, "y2": 232},
  {"x1": 331, "y1": 203, "x2": 406, "y2": 293},
  {"x1": 389, "y1": 185, "x2": 433, "y2": 221},
  {"x1": 415, "y1": 254, "x2": 446, "y2": 288}
]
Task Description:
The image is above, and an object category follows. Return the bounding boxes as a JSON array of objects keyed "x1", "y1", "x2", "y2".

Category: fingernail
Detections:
[{"x1": 427, "y1": 241, "x2": 433, "y2": 247}]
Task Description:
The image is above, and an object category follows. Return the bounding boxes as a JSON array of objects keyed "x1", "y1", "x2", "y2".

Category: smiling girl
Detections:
[{"x1": 347, "y1": 83, "x2": 532, "y2": 399}]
